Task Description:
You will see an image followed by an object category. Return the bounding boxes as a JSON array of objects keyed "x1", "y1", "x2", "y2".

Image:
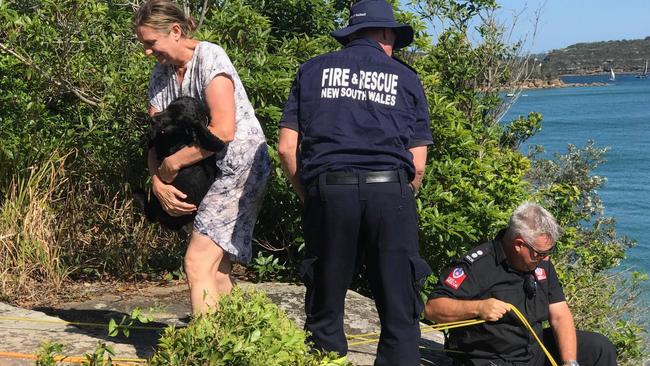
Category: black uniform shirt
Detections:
[
  {"x1": 279, "y1": 38, "x2": 433, "y2": 184},
  {"x1": 428, "y1": 230, "x2": 566, "y2": 363}
]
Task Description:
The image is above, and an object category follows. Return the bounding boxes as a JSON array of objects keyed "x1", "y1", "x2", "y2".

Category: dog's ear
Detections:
[
  {"x1": 185, "y1": 123, "x2": 198, "y2": 143},
  {"x1": 185, "y1": 98, "x2": 222, "y2": 154},
  {"x1": 145, "y1": 123, "x2": 163, "y2": 149},
  {"x1": 195, "y1": 101, "x2": 209, "y2": 127}
]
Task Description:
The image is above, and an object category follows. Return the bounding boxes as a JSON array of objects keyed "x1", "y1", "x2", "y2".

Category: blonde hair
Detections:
[{"x1": 132, "y1": 0, "x2": 196, "y2": 37}]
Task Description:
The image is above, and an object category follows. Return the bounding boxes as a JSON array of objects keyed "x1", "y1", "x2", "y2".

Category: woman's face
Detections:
[{"x1": 136, "y1": 25, "x2": 181, "y2": 65}]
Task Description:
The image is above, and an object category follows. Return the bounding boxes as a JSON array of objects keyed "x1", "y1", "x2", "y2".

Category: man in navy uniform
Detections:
[
  {"x1": 278, "y1": 0, "x2": 433, "y2": 365},
  {"x1": 425, "y1": 202, "x2": 617, "y2": 366}
]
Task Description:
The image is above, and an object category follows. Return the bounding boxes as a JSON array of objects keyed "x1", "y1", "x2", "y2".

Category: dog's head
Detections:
[
  {"x1": 164, "y1": 96, "x2": 209, "y2": 127},
  {"x1": 147, "y1": 97, "x2": 208, "y2": 148}
]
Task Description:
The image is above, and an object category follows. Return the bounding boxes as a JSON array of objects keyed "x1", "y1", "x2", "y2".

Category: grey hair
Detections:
[{"x1": 506, "y1": 202, "x2": 562, "y2": 244}]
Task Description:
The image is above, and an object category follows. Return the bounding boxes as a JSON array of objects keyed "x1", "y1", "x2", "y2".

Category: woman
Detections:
[{"x1": 133, "y1": 0, "x2": 270, "y2": 314}]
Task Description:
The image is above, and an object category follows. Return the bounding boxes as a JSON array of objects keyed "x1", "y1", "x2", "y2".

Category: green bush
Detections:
[
  {"x1": 36, "y1": 342, "x2": 64, "y2": 366},
  {"x1": 0, "y1": 0, "x2": 195, "y2": 282},
  {"x1": 527, "y1": 142, "x2": 648, "y2": 363},
  {"x1": 0, "y1": 0, "x2": 646, "y2": 362},
  {"x1": 149, "y1": 287, "x2": 352, "y2": 366}
]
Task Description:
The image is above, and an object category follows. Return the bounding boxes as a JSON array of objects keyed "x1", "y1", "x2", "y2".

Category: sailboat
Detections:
[
  {"x1": 609, "y1": 68, "x2": 615, "y2": 81},
  {"x1": 635, "y1": 60, "x2": 648, "y2": 79}
]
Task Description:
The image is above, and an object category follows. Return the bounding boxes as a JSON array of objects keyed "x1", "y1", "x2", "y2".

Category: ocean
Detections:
[{"x1": 502, "y1": 73, "x2": 650, "y2": 311}]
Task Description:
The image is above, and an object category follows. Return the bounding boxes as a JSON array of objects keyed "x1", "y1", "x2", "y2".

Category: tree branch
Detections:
[
  {"x1": 0, "y1": 41, "x2": 100, "y2": 107},
  {"x1": 197, "y1": 0, "x2": 210, "y2": 30}
]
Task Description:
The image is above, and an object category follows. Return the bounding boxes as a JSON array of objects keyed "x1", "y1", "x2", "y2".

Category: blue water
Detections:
[{"x1": 502, "y1": 73, "x2": 650, "y2": 309}]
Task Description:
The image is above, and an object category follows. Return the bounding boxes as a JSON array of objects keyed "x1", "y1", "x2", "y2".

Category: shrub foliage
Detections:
[
  {"x1": 149, "y1": 287, "x2": 352, "y2": 366},
  {"x1": 0, "y1": 0, "x2": 646, "y2": 363}
]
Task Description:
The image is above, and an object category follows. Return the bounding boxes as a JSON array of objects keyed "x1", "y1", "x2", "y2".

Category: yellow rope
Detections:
[
  {"x1": 0, "y1": 351, "x2": 147, "y2": 364},
  {"x1": 347, "y1": 319, "x2": 486, "y2": 347},
  {"x1": 0, "y1": 315, "x2": 159, "y2": 364},
  {"x1": 508, "y1": 304, "x2": 559, "y2": 366},
  {"x1": 0, "y1": 304, "x2": 559, "y2": 365},
  {"x1": 346, "y1": 318, "x2": 484, "y2": 340},
  {"x1": 348, "y1": 303, "x2": 559, "y2": 366},
  {"x1": 0, "y1": 315, "x2": 165, "y2": 331}
]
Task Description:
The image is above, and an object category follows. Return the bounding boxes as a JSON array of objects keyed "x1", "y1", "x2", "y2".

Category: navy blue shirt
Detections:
[{"x1": 279, "y1": 38, "x2": 433, "y2": 184}]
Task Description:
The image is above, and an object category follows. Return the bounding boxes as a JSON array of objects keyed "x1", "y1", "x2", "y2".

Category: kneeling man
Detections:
[{"x1": 425, "y1": 202, "x2": 617, "y2": 366}]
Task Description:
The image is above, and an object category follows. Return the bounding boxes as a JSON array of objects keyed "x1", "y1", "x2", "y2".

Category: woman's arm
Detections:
[
  {"x1": 158, "y1": 74, "x2": 235, "y2": 183},
  {"x1": 204, "y1": 73, "x2": 236, "y2": 143}
]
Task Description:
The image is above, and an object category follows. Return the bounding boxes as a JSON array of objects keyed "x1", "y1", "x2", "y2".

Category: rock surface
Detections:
[{"x1": 0, "y1": 281, "x2": 450, "y2": 365}]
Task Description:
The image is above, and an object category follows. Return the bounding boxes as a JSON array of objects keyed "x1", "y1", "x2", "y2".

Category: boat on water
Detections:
[
  {"x1": 609, "y1": 68, "x2": 615, "y2": 81},
  {"x1": 506, "y1": 93, "x2": 515, "y2": 97},
  {"x1": 635, "y1": 60, "x2": 648, "y2": 79}
]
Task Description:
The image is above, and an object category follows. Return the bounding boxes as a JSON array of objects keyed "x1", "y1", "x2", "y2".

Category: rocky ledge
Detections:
[{"x1": 0, "y1": 281, "x2": 448, "y2": 366}]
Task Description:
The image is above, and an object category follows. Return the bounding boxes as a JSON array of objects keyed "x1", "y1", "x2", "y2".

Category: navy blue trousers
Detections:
[
  {"x1": 453, "y1": 328, "x2": 617, "y2": 365},
  {"x1": 300, "y1": 171, "x2": 431, "y2": 366},
  {"x1": 535, "y1": 329, "x2": 617, "y2": 366}
]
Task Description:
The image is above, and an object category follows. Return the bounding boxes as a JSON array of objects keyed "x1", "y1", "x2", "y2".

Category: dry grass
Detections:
[
  {"x1": 0, "y1": 151, "x2": 186, "y2": 305},
  {"x1": 57, "y1": 183, "x2": 187, "y2": 280},
  {"x1": 0, "y1": 152, "x2": 71, "y2": 301}
]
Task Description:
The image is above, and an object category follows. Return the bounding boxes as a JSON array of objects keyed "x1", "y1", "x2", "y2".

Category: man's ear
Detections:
[{"x1": 513, "y1": 237, "x2": 524, "y2": 252}]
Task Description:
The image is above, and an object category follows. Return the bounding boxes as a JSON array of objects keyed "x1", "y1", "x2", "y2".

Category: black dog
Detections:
[{"x1": 143, "y1": 96, "x2": 226, "y2": 230}]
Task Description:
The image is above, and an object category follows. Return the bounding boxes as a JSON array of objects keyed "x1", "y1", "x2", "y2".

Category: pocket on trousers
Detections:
[
  {"x1": 299, "y1": 257, "x2": 318, "y2": 287},
  {"x1": 409, "y1": 256, "x2": 432, "y2": 319}
]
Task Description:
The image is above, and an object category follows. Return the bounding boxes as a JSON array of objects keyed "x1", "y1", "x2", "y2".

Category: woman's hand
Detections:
[
  {"x1": 158, "y1": 156, "x2": 180, "y2": 183},
  {"x1": 152, "y1": 176, "x2": 197, "y2": 216}
]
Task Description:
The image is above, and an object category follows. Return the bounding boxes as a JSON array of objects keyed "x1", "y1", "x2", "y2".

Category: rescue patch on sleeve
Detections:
[
  {"x1": 534, "y1": 267, "x2": 547, "y2": 281},
  {"x1": 444, "y1": 267, "x2": 467, "y2": 290}
]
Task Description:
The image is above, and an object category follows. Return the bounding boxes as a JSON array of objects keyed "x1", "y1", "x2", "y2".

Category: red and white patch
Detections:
[
  {"x1": 534, "y1": 267, "x2": 547, "y2": 281},
  {"x1": 444, "y1": 267, "x2": 467, "y2": 290}
]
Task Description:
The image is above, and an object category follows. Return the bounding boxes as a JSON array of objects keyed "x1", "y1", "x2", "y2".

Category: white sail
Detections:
[
  {"x1": 610, "y1": 68, "x2": 615, "y2": 81},
  {"x1": 637, "y1": 60, "x2": 648, "y2": 78}
]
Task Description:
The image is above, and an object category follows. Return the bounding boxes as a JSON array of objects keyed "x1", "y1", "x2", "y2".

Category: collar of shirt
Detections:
[
  {"x1": 345, "y1": 37, "x2": 387, "y2": 54},
  {"x1": 493, "y1": 229, "x2": 507, "y2": 264}
]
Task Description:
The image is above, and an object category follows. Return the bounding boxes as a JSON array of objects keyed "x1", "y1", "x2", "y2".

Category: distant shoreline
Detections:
[
  {"x1": 504, "y1": 78, "x2": 609, "y2": 91},
  {"x1": 503, "y1": 70, "x2": 649, "y2": 92},
  {"x1": 558, "y1": 72, "x2": 637, "y2": 77}
]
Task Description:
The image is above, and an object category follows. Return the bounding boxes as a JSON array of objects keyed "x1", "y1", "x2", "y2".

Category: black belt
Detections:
[{"x1": 313, "y1": 170, "x2": 401, "y2": 186}]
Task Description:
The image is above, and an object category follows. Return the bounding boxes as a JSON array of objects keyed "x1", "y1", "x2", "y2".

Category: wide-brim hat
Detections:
[{"x1": 331, "y1": 0, "x2": 414, "y2": 50}]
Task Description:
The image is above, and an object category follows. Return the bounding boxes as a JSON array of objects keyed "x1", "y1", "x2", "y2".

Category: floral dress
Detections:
[{"x1": 148, "y1": 41, "x2": 270, "y2": 263}]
